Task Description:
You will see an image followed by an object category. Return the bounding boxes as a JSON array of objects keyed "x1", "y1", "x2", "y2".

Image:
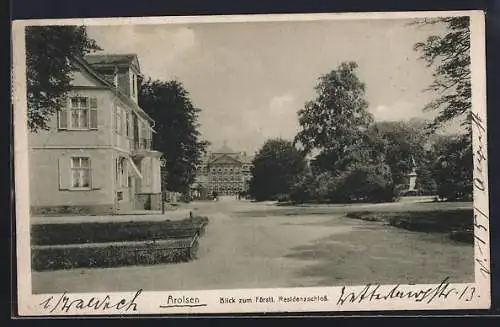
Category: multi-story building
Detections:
[
  {"x1": 29, "y1": 54, "x2": 163, "y2": 215},
  {"x1": 193, "y1": 143, "x2": 253, "y2": 197}
]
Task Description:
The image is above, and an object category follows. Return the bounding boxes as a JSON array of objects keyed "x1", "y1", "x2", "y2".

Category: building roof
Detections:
[
  {"x1": 71, "y1": 55, "x2": 153, "y2": 123},
  {"x1": 211, "y1": 141, "x2": 236, "y2": 154},
  {"x1": 239, "y1": 154, "x2": 253, "y2": 164},
  {"x1": 199, "y1": 142, "x2": 254, "y2": 165},
  {"x1": 215, "y1": 144, "x2": 235, "y2": 154},
  {"x1": 84, "y1": 54, "x2": 141, "y2": 72},
  {"x1": 201, "y1": 152, "x2": 253, "y2": 166}
]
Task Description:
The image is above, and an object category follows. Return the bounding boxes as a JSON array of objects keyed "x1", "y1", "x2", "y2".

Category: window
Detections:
[
  {"x1": 116, "y1": 157, "x2": 128, "y2": 188},
  {"x1": 70, "y1": 97, "x2": 88, "y2": 128},
  {"x1": 132, "y1": 74, "x2": 136, "y2": 96},
  {"x1": 57, "y1": 101, "x2": 68, "y2": 129},
  {"x1": 113, "y1": 68, "x2": 119, "y2": 88},
  {"x1": 115, "y1": 106, "x2": 122, "y2": 134},
  {"x1": 71, "y1": 157, "x2": 91, "y2": 188},
  {"x1": 59, "y1": 97, "x2": 98, "y2": 130},
  {"x1": 115, "y1": 159, "x2": 120, "y2": 185},
  {"x1": 125, "y1": 112, "x2": 130, "y2": 137}
]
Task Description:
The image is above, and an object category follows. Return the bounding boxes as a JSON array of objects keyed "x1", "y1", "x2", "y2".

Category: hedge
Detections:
[
  {"x1": 345, "y1": 210, "x2": 472, "y2": 233},
  {"x1": 386, "y1": 210, "x2": 472, "y2": 233},
  {"x1": 32, "y1": 237, "x2": 200, "y2": 271},
  {"x1": 32, "y1": 217, "x2": 209, "y2": 246}
]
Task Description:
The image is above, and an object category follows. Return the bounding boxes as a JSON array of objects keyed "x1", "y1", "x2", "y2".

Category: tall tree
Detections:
[
  {"x1": 370, "y1": 121, "x2": 428, "y2": 186},
  {"x1": 430, "y1": 134, "x2": 473, "y2": 201},
  {"x1": 294, "y1": 61, "x2": 373, "y2": 172},
  {"x1": 413, "y1": 17, "x2": 473, "y2": 200},
  {"x1": 25, "y1": 26, "x2": 101, "y2": 132},
  {"x1": 139, "y1": 79, "x2": 209, "y2": 193},
  {"x1": 249, "y1": 138, "x2": 307, "y2": 201},
  {"x1": 413, "y1": 16, "x2": 471, "y2": 133}
]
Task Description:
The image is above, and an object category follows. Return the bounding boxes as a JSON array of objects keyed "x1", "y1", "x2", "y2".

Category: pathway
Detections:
[{"x1": 31, "y1": 199, "x2": 474, "y2": 293}]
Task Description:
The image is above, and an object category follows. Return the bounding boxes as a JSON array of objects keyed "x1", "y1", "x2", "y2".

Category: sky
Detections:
[{"x1": 87, "y1": 18, "x2": 461, "y2": 154}]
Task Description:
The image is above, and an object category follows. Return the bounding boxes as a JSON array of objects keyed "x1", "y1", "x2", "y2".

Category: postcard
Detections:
[{"x1": 12, "y1": 10, "x2": 489, "y2": 316}]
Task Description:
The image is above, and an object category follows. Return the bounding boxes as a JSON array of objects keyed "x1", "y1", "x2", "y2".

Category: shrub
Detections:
[
  {"x1": 289, "y1": 172, "x2": 316, "y2": 203},
  {"x1": 324, "y1": 163, "x2": 397, "y2": 203},
  {"x1": 274, "y1": 193, "x2": 291, "y2": 202},
  {"x1": 32, "y1": 217, "x2": 209, "y2": 246},
  {"x1": 32, "y1": 238, "x2": 198, "y2": 271}
]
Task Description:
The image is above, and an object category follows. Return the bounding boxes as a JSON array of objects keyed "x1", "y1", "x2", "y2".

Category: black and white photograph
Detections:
[{"x1": 12, "y1": 11, "x2": 489, "y2": 315}]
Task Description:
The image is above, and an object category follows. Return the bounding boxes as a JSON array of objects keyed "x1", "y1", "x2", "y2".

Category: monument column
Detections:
[{"x1": 407, "y1": 156, "x2": 418, "y2": 193}]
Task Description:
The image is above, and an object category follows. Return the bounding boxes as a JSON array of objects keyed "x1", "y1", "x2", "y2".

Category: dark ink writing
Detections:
[
  {"x1": 39, "y1": 290, "x2": 142, "y2": 313},
  {"x1": 471, "y1": 110, "x2": 490, "y2": 279},
  {"x1": 337, "y1": 277, "x2": 477, "y2": 305}
]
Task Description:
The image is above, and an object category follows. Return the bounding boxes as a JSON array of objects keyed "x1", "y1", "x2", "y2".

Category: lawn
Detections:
[
  {"x1": 31, "y1": 200, "x2": 475, "y2": 293},
  {"x1": 345, "y1": 209, "x2": 473, "y2": 243}
]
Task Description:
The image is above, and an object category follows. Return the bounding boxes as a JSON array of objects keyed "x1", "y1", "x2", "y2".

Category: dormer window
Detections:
[
  {"x1": 132, "y1": 73, "x2": 136, "y2": 96},
  {"x1": 113, "y1": 67, "x2": 119, "y2": 88}
]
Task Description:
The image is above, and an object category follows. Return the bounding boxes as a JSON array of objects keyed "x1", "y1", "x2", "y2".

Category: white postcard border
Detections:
[{"x1": 12, "y1": 10, "x2": 490, "y2": 316}]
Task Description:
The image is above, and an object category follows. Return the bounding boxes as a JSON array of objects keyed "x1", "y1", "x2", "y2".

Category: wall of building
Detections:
[
  {"x1": 117, "y1": 67, "x2": 131, "y2": 98},
  {"x1": 113, "y1": 150, "x2": 136, "y2": 213},
  {"x1": 195, "y1": 152, "x2": 253, "y2": 196},
  {"x1": 136, "y1": 156, "x2": 162, "y2": 194},
  {"x1": 135, "y1": 193, "x2": 162, "y2": 211},
  {"x1": 29, "y1": 148, "x2": 115, "y2": 215},
  {"x1": 129, "y1": 67, "x2": 139, "y2": 103},
  {"x1": 28, "y1": 63, "x2": 160, "y2": 215},
  {"x1": 112, "y1": 102, "x2": 135, "y2": 153},
  {"x1": 28, "y1": 88, "x2": 114, "y2": 149},
  {"x1": 206, "y1": 163, "x2": 244, "y2": 195}
]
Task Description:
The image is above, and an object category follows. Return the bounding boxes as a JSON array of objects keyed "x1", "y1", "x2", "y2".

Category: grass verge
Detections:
[{"x1": 345, "y1": 209, "x2": 473, "y2": 243}]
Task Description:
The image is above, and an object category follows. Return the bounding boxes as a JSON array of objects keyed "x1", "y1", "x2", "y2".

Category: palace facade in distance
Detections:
[{"x1": 193, "y1": 143, "x2": 253, "y2": 197}]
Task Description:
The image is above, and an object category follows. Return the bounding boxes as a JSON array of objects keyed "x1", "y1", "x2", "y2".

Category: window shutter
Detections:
[
  {"x1": 122, "y1": 110, "x2": 127, "y2": 136},
  {"x1": 57, "y1": 98, "x2": 68, "y2": 129},
  {"x1": 130, "y1": 115, "x2": 135, "y2": 137},
  {"x1": 91, "y1": 157, "x2": 102, "y2": 189},
  {"x1": 113, "y1": 105, "x2": 117, "y2": 132},
  {"x1": 58, "y1": 156, "x2": 70, "y2": 190},
  {"x1": 90, "y1": 97, "x2": 98, "y2": 129}
]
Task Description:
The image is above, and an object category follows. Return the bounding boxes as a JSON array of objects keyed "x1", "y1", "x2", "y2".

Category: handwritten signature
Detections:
[
  {"x1": 337, "y1": 277, "x2": 476, "y2": 305},
  {"x1": 39, "y1": 289, "x2": 142, "y2": 313},
  {"x1": 471, "y1": 111, "x2": 490, "y2": 279}
]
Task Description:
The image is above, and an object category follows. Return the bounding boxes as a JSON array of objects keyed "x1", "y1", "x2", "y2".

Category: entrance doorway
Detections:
[{"x1": 128, "y1": 177, "x2": 134, "y2": 209}]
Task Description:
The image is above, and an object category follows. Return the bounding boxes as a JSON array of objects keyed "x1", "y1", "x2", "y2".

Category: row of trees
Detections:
[
  {"x1": 248, "y1": 17, "x2": 473, "y2": 203},
  {"x1": 138, "y1": 79, "x2": 209, "y2": 194},
  {"x1": 25, "y1": 26, "x2": 208, "y2": 194},
  {"x1": 248, "y1": 120, "x2": 468, "y2": 203}
]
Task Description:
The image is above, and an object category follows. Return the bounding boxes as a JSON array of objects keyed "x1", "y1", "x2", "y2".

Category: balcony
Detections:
[
  {"x1": 135, "y1": 138, "x2": 152, "y2": 150},
  {"x1": 131, "y1": 138, "x2": 153, "y2": 156}
]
